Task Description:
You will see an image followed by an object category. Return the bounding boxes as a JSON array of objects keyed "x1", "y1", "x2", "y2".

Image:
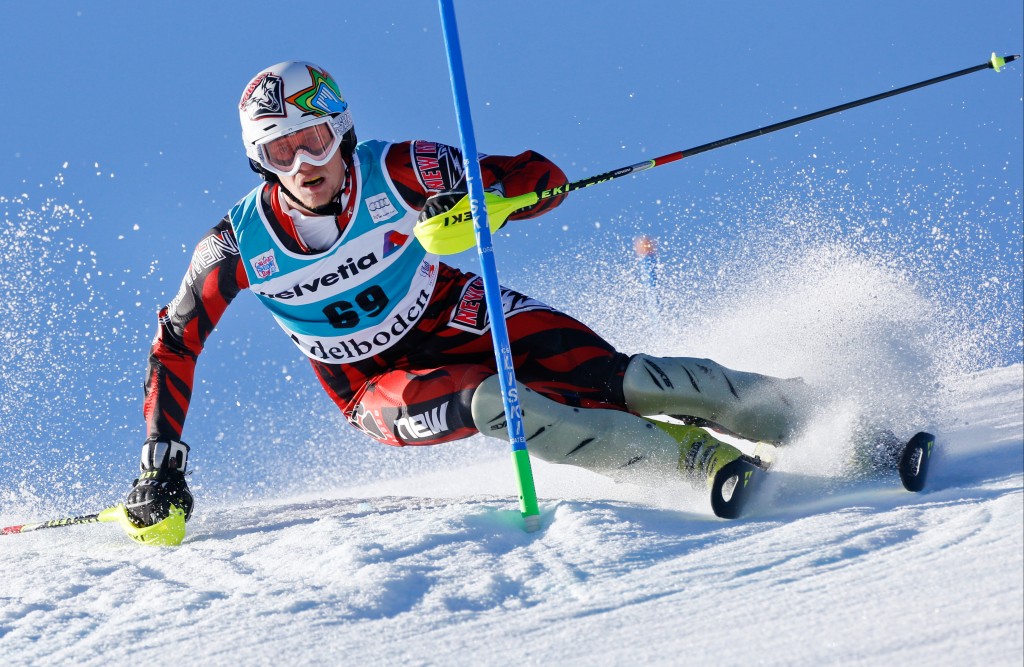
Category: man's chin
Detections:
[
  {"x1": 297, "y1": 195, "x2": 328, "y2": 211},
  {"x1": 281, "y1": 186, "x2": 329, "y2": 214},
  {"x1": 283, "y1": 187, "x2": 344, "y2": 217}
]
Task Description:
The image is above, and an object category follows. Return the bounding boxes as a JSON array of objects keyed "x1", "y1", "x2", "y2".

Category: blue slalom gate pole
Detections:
[{"x1": 437, "y1": 0, "x2": 541, "y2": 532}]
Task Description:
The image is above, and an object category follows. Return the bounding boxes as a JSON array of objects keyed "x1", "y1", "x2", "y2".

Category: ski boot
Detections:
[{"x1": 652, "y1": 421, "x2": 770, "y2": 519}]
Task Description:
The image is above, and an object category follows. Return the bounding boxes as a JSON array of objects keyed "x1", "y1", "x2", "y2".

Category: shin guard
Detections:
[
  {"x1": 470, "y1": 376, "x2": 744, "y2": 488},
  {"x1": 470, "y1": 376, "x2": 682, "y2": 482},
  {"x1": 622, "y1": 354, "x2": 812, "y2": 444}
]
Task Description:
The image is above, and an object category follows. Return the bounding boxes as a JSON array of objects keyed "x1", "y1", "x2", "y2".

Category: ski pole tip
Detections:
[{"x1": 522, "y1": 513, "x2": 542, "y2": 533}]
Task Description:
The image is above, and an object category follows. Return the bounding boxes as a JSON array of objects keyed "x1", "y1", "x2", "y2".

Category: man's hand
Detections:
[
  {"x1": 414, "y1": 182, "x2": 539, "y2": 255},
  {"x1": 125, "y1": 439, "x2": 194, "y2": 527},
  {"x1": 419, "y1": 187, "x2": 470, "y2": 222}
]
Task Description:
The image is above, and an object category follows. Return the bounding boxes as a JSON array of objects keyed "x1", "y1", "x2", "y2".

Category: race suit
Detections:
[{"x1": 144, "y1": 139, "x2": 630, "y2": 447}]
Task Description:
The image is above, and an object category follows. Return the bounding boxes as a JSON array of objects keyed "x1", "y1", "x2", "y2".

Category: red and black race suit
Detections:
[{"x1": 144, "y1": 140, "x2": 629, "y2": 446}]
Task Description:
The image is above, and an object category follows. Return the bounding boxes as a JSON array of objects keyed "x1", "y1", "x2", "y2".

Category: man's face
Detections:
[{"x1": 278, "y1": 149, "x2": 346, "y2": 213}]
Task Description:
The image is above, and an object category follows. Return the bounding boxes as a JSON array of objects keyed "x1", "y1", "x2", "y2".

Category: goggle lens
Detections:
[{"x1": 258, "y1": 121, "x2": 340, "y2": 176}]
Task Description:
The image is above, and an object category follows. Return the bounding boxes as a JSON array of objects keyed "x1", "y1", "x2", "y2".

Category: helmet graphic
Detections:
[{"x1": 239, "y1": 61, "x2": 356, "y2": 178}]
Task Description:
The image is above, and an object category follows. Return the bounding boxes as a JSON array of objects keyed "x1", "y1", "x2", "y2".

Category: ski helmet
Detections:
[{"x1": 239, "y1": 61, "x2": 356, "y2": 180}]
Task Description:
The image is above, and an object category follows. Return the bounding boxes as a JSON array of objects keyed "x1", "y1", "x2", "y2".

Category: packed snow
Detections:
[
  {"x1": 2, "y1": 166, "x2": 1023, "y2": 665},
  {"x1": 3, "y1": 159, "x2": 1022, "y2": 665},
  {"x1": 1, "y1": 361, "x2": 1020, "y2": 666}
]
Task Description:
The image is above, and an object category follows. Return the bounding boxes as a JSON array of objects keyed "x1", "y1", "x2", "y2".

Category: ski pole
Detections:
[
  {"x1": 2, "y1": 503, "x2": 188, "y2": 546},
  {"x1": 416, "y1": 53, "x2": 1019, "y2": 254},
  {"x1": 535, "y1": 53, "x2": 1019, "y2": 201},
  {"x1": 2, "y1": 507, "x2": 117, "y2": 534},
  {"x1": 438, "y1": 0, "x2": 541, "y2": 533}
]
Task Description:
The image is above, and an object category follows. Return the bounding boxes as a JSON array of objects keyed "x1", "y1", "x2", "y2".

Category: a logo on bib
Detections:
[
  {"x1": 366, "y1": 193, "x2": 399, "y2": 223},
  {"x1": 383, "y1": 231, "x2": 408, "y2": 258},
  {"x1": 419, "y1": 260, "x2": 436, "y2": 280},
  {"x1": 250, "y1": 250, "x2": 280, "y2": 279}
]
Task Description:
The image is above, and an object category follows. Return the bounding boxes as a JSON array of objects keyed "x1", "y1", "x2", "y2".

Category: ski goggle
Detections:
[{"x1": 255, "y1": 119, "x2": 342, "y2": 177}]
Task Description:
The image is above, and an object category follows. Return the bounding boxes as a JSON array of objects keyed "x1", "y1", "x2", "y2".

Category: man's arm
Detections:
[
  {"x1": 143, "y1": 217, "x2": 248, "y2": 440},
  {"x1": 385, "y1": 139, "x2": 569, "y2": 216},
  {"x1": 479, "y1": 148, "x2": 568, "y2": 219}
]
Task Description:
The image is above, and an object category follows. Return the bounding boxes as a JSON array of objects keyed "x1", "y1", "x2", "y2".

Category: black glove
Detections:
[
  {"x1": 417, "y1": 179, "x2": 506, "y2": 223},
  {"x1": 418, "y1": 188, "x2": 468, "y2": 223},
  {"x1": 125, "y1": 439, "x2": 194, "y2": 527}
]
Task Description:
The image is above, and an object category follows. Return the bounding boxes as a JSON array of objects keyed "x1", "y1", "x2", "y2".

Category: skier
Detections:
[{"x1": 124, "y1": 61, "x2": 816, "y2": 530}]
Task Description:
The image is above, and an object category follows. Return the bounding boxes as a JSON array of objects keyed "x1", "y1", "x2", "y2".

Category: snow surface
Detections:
[{"x1": 2, "y1": 364, "x2": 1021, "y2": 666}]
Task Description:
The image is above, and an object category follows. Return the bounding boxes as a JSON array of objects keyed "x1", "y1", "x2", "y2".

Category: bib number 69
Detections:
[{"x1": 322, "y1": 284, "x2": 390, "y2": 329}]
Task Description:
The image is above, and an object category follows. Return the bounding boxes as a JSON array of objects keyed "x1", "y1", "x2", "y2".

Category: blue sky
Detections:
[{"x1": 1, "y1": 2, "x2": 1020, "y2": 502}]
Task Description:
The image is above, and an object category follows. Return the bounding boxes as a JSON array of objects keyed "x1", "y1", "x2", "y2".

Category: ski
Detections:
[
  {"x1": 898, "y1": 431, "x2": 936, "y2": 492},
  {"x1": 856, "y1": 429, "x2": 938, "y2": 491},
  {"x1": 708, "y1": 431, "x2": 935, "y2": 519},
  {"x1": 709, "y1": 454, "x2": 770, "y2": 519}
]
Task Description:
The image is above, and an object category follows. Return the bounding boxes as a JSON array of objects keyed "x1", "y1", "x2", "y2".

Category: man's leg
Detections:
[
  {"x1": 471, "y1": 375, "x2": 745, "y2": 486},
  {"x1": 621, "y1": 354, "x2": 815, "y2": 444},
  {"x1": 341, "y1": 365, "x2": 493, "y2": 446}
]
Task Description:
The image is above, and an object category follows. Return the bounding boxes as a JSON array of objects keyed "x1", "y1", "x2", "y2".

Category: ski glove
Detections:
[
  {"x1": 414, "y1": 181, "x2": 539, "y2": 255},
  {"x1": 418, "y1": 177, "x2": 505, "y2": 219},
  {"x1": 125, "y1": 439, "x2": 194, "y2": 527}
]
